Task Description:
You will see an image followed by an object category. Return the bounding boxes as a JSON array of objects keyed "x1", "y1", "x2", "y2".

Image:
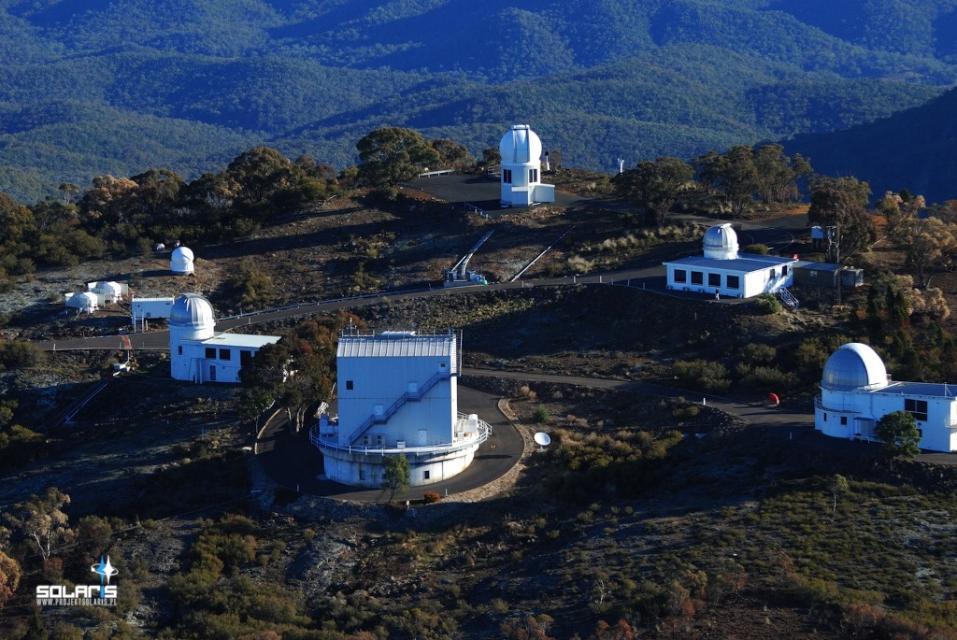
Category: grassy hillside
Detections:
[{"x1": 1, "y1": 0, "x2": 956, "y2": 201}]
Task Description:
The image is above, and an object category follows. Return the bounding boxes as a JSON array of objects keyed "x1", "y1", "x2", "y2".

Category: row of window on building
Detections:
[
  {"x1": 502, "y1": 168, "x2": 539, "y2": 184},
  {"x1": 199, "y1": 346, "x2": 254, "y2": 365},
  {"x1": 823, "y1": 398, "x2": 929, "y2": 425},
  {"x1": 673, "y1": 269, "x2": 741, "y2": 290}
]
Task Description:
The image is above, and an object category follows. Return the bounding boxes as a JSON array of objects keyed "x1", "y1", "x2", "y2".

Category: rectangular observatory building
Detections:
[{"x1": 335, "y1": 331, "x2": 458, "y2": 449}]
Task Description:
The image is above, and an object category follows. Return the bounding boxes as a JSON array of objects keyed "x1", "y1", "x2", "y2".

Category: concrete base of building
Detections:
[{"x1": 319, "y1": 443, "x2": 480, "y2": 488}]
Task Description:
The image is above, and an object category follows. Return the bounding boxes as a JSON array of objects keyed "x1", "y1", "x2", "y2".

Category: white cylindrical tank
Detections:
[
  {"x1": 170, "y1": 246, "x2": 195, "y2": 275},
  {"x1": 169, "y1": 293, "x2": 216, "y2": 381},
  {"x1": 66, "y1": 291, "x2": 98, "y2": 314}
]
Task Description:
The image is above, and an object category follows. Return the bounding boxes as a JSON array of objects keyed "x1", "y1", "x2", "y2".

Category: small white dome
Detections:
[
  {"x1": 67, "y1": 291, "x2": 98, "y2": 312},
  {"x1": 822, "y1": 343, "x2": 888, "y2": 390},
  {"x1": 171, "y1": 246, "x2": 195, "y2": 274},
  {"x1": 703, "y1": 224, "x2": 739, "y2": 260},
  {"x1": 500, "y1": 124, "x2": 543, "y2": 165},
  {"x1": 91, "y1": 281, "x2": 123, "y2": 296},
  {"x1": 170, "y1": 293, "x2": 215, "y2": 329}
]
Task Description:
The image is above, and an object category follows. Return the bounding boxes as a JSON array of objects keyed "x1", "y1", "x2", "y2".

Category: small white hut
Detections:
[{"x1": 65, "y1": 291, "x2": 98, "y2": 314}]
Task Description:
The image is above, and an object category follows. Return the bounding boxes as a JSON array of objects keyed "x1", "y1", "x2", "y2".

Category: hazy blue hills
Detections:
[{"x1": 1, "y1": 0, "x2": 957, "y2": 201}]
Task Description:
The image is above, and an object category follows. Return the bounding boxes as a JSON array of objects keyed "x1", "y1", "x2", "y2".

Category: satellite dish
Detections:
[{"x1": 534, "y1": 432, "x2": 551, "y2": 448}]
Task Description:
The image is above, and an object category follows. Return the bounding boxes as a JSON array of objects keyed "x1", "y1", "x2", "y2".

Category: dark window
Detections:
[
  {"x1": 346, "y1": 380, "x2": 354, "y2": 391},
  {"x1": 503, "y1": 169, "x2": 512, "y2": 184},
  {"x1": 783, "y1": 265, "x2": 789, "y2": 276},
  {"x1": 674, "y1": 269, "x2": 687, "y2": 283},
  {"x1": 905, "y1": 398, "x2": 928, "y2": 421},
  {"x1": 240, "y1": 350, "x2": 252, "y2": 366},
  {"x1": 726, "y1": 275, "x2": 740, "y2": 289},
  {"x1": 219, "y1": 349, "x2": 231, "y2": 361},
  {"x1": 178, "y1": 346, "x2": 183, "y2": 355},
  {"x1": 691, "y1": 271, "x2": 703, "y2": 285},
  {"x1": 205, "y1": 347, "x2": 216, "y2": 359},
  {"x1": 840, "y1": 416, "x2": 848, "y2": 426},
  {"x1": 823, "y1": 413, "x2": 827, "y2": 422},
  {"x1": 423, "y1": 470, "x2": 430, "y2": 480},
  {"x1": 708, "y1": 273, "x2": 721, "y2": 287},
  {"x1": 529, "y1": 168, "x2": 538, "y2": 183}
]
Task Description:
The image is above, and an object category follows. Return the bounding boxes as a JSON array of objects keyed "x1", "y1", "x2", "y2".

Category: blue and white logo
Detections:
[{"x1": 90, "y1": 555, "x2": 119, "y2": 595}]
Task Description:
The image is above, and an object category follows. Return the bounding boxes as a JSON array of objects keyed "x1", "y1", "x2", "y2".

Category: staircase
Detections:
[
  {"x1": 347, "y1": 370, "x2": 452, "y2": 445},
  {"x1": 778, "y1": 287, "x2": 799, "y2": 310}
]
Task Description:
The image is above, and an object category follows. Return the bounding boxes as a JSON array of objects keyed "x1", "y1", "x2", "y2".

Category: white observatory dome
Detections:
[
  {"x1": 170, "y1": 246, "x2": 195, "y2": 275},
  {"x1": 500, "y1": 124, "x2": 543, "y2": 165},
  {"x1": 702, "y1": 223, "x2": 739, "y2": 260},
  {"x1": 170, "y1": 293, "x2": 215, "y2": 331},
  {"x1": 822, "y1": 343, "x2": 888, "y2": 390},
  {"x1": 67, "y1": 291, "x2": 98, "y2": 313},
  {"x1": 91, "y1": 281, "x2": 123, "y2": 297}
]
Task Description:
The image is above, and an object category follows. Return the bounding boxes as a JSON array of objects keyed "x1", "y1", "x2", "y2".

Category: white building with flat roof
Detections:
[
  {"x1": 815, "y1": 343, "x2": 957, "y2": 452},
  {"x1": 500, "y1": 124, "x2": 555, "y2": 208},
  {"x1": 663, "y1": 224, "x2": 797, "y2": 298},
  {"x1": 131, "y1": 297, "x2": 175, "y2": 331},
  {"x1": 169, "y1": 293, "x2": 280, "y2": 384},
  {"x1": 310, "y1": 331, "x2": 491, "y2": 488}
]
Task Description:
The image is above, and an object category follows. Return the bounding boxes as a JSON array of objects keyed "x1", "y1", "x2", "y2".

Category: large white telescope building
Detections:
[
  {"x1": 310, "y1": 331, "x2": 491, "y2": 488},
  {"x1": 499, "y1": 124, "x2": 555, "y2": 208},
  {"x1": 815, "y1": 343, "x2": 957, "y2": 452},
  {"x1": 169, "y1": 293, "x2": 280, "y2": 384}
]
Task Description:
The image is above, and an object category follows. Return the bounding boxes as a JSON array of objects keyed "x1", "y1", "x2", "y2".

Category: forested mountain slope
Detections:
[
  {"x1": 787, "y1": 86, "x2": 957, "y2": 202},
  {"x1": 1, "y1": 0, "x2": 956, "y2": 201}
]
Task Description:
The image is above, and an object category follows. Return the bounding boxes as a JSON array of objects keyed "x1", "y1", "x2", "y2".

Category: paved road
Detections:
[
  {"x1": 256, "y1": 385, "x2": 523, "y2": 502},
  {"x1": 463, "y1": 368, "x2": 814, "y2": 431}
]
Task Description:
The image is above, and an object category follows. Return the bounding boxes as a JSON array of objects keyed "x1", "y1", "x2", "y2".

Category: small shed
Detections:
[{"x1": 793, "y1": 261, "x2": 864, "y2": 289}]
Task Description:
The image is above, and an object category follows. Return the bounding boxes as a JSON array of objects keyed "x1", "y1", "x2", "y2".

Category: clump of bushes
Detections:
[{"x1": 673, "y1": 359, "x2": 730, "y2": 392}]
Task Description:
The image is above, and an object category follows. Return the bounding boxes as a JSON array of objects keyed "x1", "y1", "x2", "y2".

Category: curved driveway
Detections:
[{"x1": 256, "y1": 385, "x2": 523, "y2": 502}]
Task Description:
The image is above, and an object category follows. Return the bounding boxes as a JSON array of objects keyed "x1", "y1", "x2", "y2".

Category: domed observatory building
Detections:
[
  {"x1": 170, "y1": 246, "x2": 195, "y2": 275},
  {"x1": 664, "y1": 223, "x2": 798, "y2": 298},
  {"x1": 169, "y1": 293, "x2": 280, "y2": 383},
  {"x1": 310, "y1": 331, "x2": 492, "y2": 488},
  {"x1": 816, "y1": 343, "x2": 957, "y2": 452},
  {"x1": 499, "y1": 124, "x2": 555, "y2": 208}
]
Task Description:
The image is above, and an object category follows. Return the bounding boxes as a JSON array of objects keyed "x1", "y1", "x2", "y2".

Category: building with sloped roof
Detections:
[{"x1": 311, "y1": 330, "x2": 491, "y2": 488}]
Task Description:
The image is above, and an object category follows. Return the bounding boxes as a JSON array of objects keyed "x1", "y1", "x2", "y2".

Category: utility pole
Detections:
[{"x1": 826, "y1": 225, "x2": 842, "y2": 305}]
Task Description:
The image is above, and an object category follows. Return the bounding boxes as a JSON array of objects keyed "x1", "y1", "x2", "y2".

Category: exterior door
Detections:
[{"x1": 209, "y1": 365, "x2": 216, "y2": 382}]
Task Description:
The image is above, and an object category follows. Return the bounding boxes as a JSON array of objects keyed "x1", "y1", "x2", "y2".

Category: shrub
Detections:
[
  {"x1": 875, "y1": 411, "x2": 921, "y2": 457},
  {"x1": 532, "y1": 406, "x2": 551, "y2": 424},
  {"x1": 755, "y1": 294, "x2": 783, "y2": 314},
  {"x1": 744, "y1": 243, "x2": 770, "y2": 255},
  {"x1": 423, "y1": 491, "x2": 441, "y2": 504},
  {"x1": 673, "y1": 359, "x2": 730, "y2": 392}
]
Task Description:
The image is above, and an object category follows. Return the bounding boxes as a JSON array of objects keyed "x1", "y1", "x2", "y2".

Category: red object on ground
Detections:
[{"x1": 768, "y1": 392, "x2": 780, "y2": 406}]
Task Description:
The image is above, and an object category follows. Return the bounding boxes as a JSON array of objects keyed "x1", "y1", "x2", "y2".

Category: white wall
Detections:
[
  {"x1": 320, "y1": 444, "x2": 478, "y2": 488},
  {"x1": 171, "y1": 340, "x2": 262, "y2": 384},
  {"x1": 337, "y1": 353, "x2": 456, "y2": 447},
  {"x1": 666, "y1": 263, "x2": 795, "y2": 299},
  {"x1": 816, "y1": 388, "x2": 957, "y2": 452}
]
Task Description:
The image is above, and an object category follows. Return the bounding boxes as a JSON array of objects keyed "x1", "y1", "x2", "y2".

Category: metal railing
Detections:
[{"x1": 310, "y1": 412, "x2": 492, "y2": 457}]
